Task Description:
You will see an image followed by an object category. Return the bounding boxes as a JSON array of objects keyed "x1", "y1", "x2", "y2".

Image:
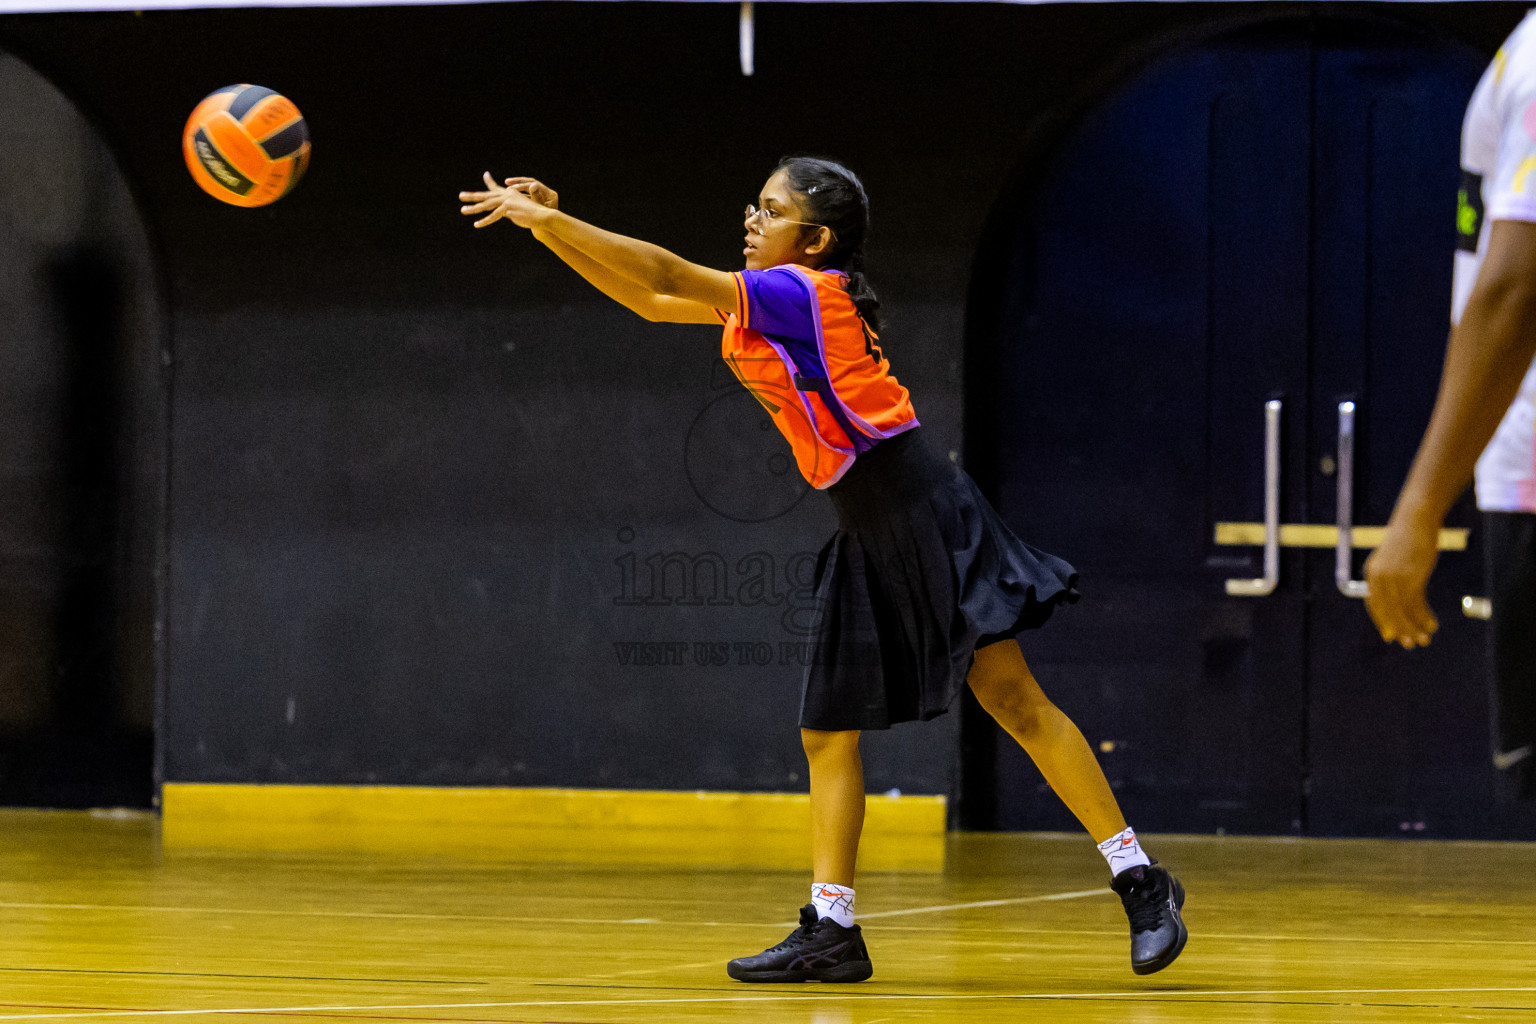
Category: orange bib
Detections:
[{"x1": 720, "y1": 266, "x2": 918, "y2": 489}]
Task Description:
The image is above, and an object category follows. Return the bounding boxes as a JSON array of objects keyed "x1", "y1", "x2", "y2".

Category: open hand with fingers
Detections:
[
  {"x1": 503, "y1": 176, "x2": 558, "y2": 211},
  {"x1": 1362, "y1": 516, "x2": 1441, "y2": 649},
  {"x1": 458, "y1": 171, "x2": 555, "y2": 229}
]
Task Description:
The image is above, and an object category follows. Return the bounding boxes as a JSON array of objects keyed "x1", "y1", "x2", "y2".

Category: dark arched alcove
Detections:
[
  {"x1": 0, "y1": 48, "x2": 166, "y2": 808},
  {"x1": 962, "y1": 11, "x2": 1536, "y2": 839}
]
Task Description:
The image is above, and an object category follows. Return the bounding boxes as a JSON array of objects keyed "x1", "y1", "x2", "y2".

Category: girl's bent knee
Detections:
[{"x1": 971, "y1": 674, "x2": 1053, "y2": 727}]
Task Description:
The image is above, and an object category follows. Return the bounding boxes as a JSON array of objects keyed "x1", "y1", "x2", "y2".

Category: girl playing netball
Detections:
[{"x1": 458, "y1": 158, "x2": 1188, "y2": 980}]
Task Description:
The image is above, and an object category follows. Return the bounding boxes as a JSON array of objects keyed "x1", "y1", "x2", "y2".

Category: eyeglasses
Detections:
[{"x1": 745, "y1": 204, "x2": 838, "y2": 242}]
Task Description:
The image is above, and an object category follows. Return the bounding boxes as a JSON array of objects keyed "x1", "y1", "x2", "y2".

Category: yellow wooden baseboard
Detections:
[{"x1": 161, "y1": 783, "x2": 946, "y2": 871}]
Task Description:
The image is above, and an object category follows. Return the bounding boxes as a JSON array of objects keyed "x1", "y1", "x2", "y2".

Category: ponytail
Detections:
[{"x1": 844, "y1": 249, "x2": 882, "y2": 334}]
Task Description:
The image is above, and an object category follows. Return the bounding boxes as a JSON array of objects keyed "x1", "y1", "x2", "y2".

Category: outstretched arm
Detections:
[
  {"x1": 459, "y1": 173, "x2": 739, "y2": 321},
  {"x1": 1364, "y1": 219, "x2": 1536, "y2": 647},
  {"x1": 495, "y1": 178, "x2": 719, "y2": 324}
]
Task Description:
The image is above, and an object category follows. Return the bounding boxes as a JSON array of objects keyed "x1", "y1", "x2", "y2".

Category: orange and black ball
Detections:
[{"x1": 183, "y1": 84, "x2": 309, "y2": 207}]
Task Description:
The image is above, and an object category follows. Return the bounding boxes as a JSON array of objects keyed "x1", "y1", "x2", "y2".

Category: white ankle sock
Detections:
[
  {"x1": 810, "y1": 882, "x2": 856, "y2": 928},
  {"x1": 1098, "y1": 826, "x2": 1152, "y2": 876}
]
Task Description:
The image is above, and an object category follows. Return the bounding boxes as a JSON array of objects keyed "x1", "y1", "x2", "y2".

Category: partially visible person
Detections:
[{"x1": 1366, "y1": 11, "x2": 1536, "y2": 794}]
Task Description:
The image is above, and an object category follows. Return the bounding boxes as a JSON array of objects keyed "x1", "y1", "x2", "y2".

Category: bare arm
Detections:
[
  {"x1": 531, "y1": 226, "x2": 721, "y2": 324},
  {"x1": 1364, "y1": 218, "x2": 1536, "y2": 647},
  {"x1": 531, "y1": 209, "x2": 738, "y2": 311},
  {"x1": 459, "y1": 173, "x2": 739, "y2": 317}
]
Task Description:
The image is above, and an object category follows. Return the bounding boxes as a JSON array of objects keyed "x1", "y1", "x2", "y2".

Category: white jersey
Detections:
[{"x1": 1458, "y1": 10, "x2": 1536, "y2": 511}]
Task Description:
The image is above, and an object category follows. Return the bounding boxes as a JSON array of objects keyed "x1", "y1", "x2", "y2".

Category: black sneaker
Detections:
[
  {"x1": 1111, "y1": 861, "x2": 1188, "y2": 975},
  {"x1": 726, "y1": 904, "x2": 873, "y2": 983}
]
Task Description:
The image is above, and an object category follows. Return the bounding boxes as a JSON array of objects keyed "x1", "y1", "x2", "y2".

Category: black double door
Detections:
[{"x1": 969, "y1": 16, "x2": 1536, "y2": 838}]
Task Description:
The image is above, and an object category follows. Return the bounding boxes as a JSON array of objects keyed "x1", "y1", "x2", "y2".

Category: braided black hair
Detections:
[{"x1": 775, "y1": 156, "x2": 881, "y2": 333}]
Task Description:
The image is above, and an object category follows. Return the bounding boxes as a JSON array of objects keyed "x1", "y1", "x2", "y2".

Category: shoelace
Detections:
[
  {"x1": 769, "y1": 907, "x2": 821, "y2": 952},
  {"x1": 1122, "y1": 881, "x2": 1168, "y2": 934}
]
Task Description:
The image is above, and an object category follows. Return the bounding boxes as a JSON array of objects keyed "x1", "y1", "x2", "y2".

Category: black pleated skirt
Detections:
[{"x1": 800, "y1": 428, "x2": 1079, "y2": 731}]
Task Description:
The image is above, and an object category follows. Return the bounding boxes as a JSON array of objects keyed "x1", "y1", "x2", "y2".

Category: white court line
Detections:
[
  {"x1": 4, "y1": 987, "x2": 1536, "y2": 1020},
  {"x1": 0, "y1": 893, "x2": 1101, "y2": 931},
  {"x1": 606, "y1": 891, "x2": 1107, "y2": 979},
  {"x1": 854, "y1": 888, "x2": 1108, "y2": 920}
]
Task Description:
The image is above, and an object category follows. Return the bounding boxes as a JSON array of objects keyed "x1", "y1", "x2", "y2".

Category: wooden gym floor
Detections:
[{"x1": 2, "y1": 809, "x2": 1534, "y2": 1023}]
